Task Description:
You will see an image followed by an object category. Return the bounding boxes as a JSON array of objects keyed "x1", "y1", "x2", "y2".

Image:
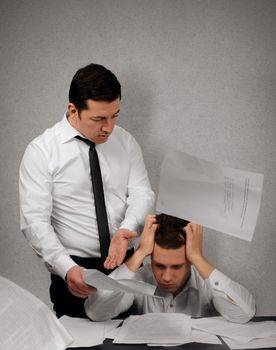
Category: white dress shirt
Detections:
[
  {"x1": 85, "y1": 264, "x2": 256, "y2": 324},
  {"x1": 19, "y1": 114, "x2": 155, "y2": 280}
]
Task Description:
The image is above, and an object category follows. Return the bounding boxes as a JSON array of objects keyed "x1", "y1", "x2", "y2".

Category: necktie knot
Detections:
[{"x1": 75, "y1": 135, "x2": 95, "y2": 148}]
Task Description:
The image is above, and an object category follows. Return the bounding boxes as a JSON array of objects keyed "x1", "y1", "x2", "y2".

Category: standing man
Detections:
[{"x1": 19, "y1": 63, "x2": 155, "y2": 318}]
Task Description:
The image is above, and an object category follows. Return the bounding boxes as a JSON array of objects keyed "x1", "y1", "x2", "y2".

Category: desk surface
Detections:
[{"x1": 67, "y1": 316, "x2": 276, "y2": 350}]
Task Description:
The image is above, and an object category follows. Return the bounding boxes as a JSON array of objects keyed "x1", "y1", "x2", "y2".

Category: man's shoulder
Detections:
[
  {"x1": 112, "y1": 125, "x2": 134, "y2": 140},
  {"x1": 29, "y1": 118, "x2": 63, "y2": 148},
  {"x1": 108, "y1": 125, "x2": 139, "y2": 152}
]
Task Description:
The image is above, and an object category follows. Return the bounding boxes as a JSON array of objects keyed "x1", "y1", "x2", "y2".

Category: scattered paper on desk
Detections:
[
  {"x1": 60, "y1": 316, "x2": 121, "y2": 348},
  {"x1": 192, "y1": 316, "x2": 276, "y2": 343},
  {"x1": 148, "y1": 329, "x2": 221, "y2": 346},
  {"x1": 222, "y1": 333, "x2": 276, "y2": 349},
  {"x1": 104, "y1": 323, "x2": 122, "y2": 340},
  {"x1": 156, "y1": 149, "x2": 263, "y2": 241},
  {"x1": 84, "y1": 269, "x2": 156, "y2": 296},
  {"x1": 0, "y1": 276, "x2": 73, "y2": 350},
  {"x1": 113, "y1": 313, "x2": 191, "y2": 344}
]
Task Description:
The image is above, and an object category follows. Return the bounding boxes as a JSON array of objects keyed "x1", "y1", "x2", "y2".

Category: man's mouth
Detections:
[{"x1": 160, "y1": 284, "x2": 175, "y2": 289}]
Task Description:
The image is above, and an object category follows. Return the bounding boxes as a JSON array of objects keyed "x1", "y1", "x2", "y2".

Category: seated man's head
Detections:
[{"x1": 152, "y1": 214, "x2": 190, "y2": 296}]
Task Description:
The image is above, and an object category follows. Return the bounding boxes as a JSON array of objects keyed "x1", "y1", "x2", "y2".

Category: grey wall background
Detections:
[{"x1": 0, "y1": 0, "x2": 275, "y2": 315}]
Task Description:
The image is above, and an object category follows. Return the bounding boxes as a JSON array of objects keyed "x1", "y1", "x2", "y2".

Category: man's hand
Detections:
[
  {"x1": 125, "y1": 215, "x2": 158, "y2": 272},
  {"x1": 66, "y1": 266, "x2": 97, "y2": 298},
  {"x1": 185, "y1": 222, "x2": 204, "y2": 264},
  {"x1": 138, "y1": 215, "x2": 158, "y2": 257},
  {"x1": 104, "y1": 229, "x2": 138, "y2": 270},
  {"x1": 185, "y1": 223, "x2": 214, "y2": 279}
]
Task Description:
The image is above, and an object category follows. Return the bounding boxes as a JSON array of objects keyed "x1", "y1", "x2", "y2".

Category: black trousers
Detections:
[{"x1": 50, "y1": 250, "x2": 134, "y2": 318}]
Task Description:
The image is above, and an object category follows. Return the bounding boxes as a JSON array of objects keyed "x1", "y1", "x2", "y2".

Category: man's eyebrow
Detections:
[
  {"x1": 153, "y1": 260, "x2": 185, "y2": 268},
  {"x1": 171, "y1": 264, "x2": 185, "y2": 268},
  {"x1": 91, "y1": 109, "x2": 120, "y2": 118}
]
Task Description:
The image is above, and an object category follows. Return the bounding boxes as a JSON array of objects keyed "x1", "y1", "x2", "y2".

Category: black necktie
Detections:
[{"x1": 75, "y1": 136, "x2": 110, "y2": 263}]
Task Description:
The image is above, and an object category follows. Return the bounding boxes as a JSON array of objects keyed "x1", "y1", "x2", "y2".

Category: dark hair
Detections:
[
  {"x1": 69, "y1": 63, "x2": 121, "y2": 112},
  {"x1": 155, "y1": 213, "x2": 189, "y2": 249}
]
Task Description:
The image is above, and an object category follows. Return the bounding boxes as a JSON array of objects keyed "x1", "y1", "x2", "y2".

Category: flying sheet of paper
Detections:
[
  {"x1": 156, "y1": 149, "x2": 263, "y2": 241},
  {"x1": 0, "y1": 276, "x2": 73, "y2": 350},
  {"x1": 222, "y1": 333, "x2": 276, "y2": 349},
  {"x1": 84, "y1": 269, "x2": 156, "y2": 296},
  {"x1": 60, "y1": 316, "x2": 121, "y2": 347},
  {"x1": 113, "y1": 313, "x2": 192, "y2": 344},
  {"x1": 191, "y1": 317, "x2": 276, "y2": 343}
]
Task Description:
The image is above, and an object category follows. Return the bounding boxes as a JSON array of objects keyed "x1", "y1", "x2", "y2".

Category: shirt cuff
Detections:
[
  {"x1": 53, "y1": 254, "x2": 78, "y2": 280},
  {"x1": 208, "y1": 269, "x2": 232, "y2": 295},
  {"x1": 119, "y1": 218, "x2": 139, "y2": 232}
]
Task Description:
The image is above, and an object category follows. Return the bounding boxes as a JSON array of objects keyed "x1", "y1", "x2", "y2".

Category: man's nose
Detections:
[
  {"x1": 162, "y1": 268, "x2": 172, "y2": 282},
  {"x1": 102, "y1": 119, "x2": 114, "y2": 133}
]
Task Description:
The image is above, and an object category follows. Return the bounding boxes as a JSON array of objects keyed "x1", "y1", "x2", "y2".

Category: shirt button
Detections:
[
  {"x1": 215, "y1": 281, "x2": 219, "y2": 286},
  {"x1": 170, "y1": 304, "x2": 174, "y2": 307}
]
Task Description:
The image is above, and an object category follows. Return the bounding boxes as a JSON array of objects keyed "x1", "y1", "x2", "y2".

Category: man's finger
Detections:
[
  {"x1": 104, "y1": 255, "x2": 117, "y2": 269},
  {"x1": 124, "y1": 230, "x2": 138, "y2": 239}
]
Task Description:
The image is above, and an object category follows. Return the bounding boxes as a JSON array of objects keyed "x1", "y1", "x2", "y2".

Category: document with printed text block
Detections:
[{"x1": 156, "y1": 149, "x2": 263, "y2": 241}]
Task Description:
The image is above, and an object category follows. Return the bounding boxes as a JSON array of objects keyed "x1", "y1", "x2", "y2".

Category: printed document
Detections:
[
  {"x1": 222, "y1": 333, "x2": 276, "y2": 349},
  {"x1": 84, "y1": 269, "x2": 156, "y2": 296},
  {"x1": 192, "y1": 316, "x2": 276, "y2": 343},
  {"x1": 156, "y1": 149, "x2": 263, "y2": 241},
  {"x1": 60, "y1": 316, "x2": 121, "y2": 347},
  {"x1": 113, "y1": 313, "x2": 192, "y2": 344},
  {"x1": 0, "y1": 276, "x2": 72, "y2": 350}
]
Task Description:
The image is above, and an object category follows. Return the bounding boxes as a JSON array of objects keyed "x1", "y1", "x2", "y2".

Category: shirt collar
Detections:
[{"x1": 58, "y1": 112, "x2": 83, "y2": 144}]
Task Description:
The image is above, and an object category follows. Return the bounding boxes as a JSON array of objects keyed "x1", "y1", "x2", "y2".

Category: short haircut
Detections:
[
  {"x1": 154, "y1": 213, "x2": 189, "y2": 249},
  {"x1": 69, "y1": 63, "x2": 121, "y2": 112}
]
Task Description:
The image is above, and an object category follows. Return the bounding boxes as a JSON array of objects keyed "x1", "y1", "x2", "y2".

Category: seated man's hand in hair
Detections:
[
  {"x1": 184, "y1": 223, "x2": 214, "y2": 279},
  {"x1": 184, "y1": 223, "x2": 203, "y2": 264},
  {"x1": 138, "y1": 215, "x2": 158, "y2": 257},
  {"x1": 125, "y1": 215, "x2": 158, "y2": 273}
]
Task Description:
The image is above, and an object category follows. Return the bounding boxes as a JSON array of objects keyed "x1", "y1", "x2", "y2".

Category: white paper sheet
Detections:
[
  {"x1": 84, "y1": 269, "x2": 156, "y2": 296},
  {"x1": 113, "y1": 313, "x2": 191, "y2": 344},
  {"x1": 223, "y1": 333, "x2": 276, "y2": 349},
  {"x1": 148, "y1": 329, "x2": 221, "y2": 346},
  {"x1": 192, "y1": 316, "x2": 276, "y2": 343},
  {"x1": 156, "y1": 149, "x2": 263, "y2": 241},
  {"x1": 60, "y1": 316, "x2": 121, "y2": 348},
  {"x1": 0, "y1": 276, "x2": 73, "y2": 350}
]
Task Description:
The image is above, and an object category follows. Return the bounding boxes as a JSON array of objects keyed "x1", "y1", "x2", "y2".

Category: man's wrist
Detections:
[
  {"x1": 191, "y1": 255, "x2": 214, "y2": 280},
  {"x1": 135, "y1": 247, "x2": 149, "y2": 260},
  {"x1": 125, "y1": 248, "x2": 147, "y2": 273}
]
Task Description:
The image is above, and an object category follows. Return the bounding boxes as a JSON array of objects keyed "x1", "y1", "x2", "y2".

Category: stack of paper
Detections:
[
  {"x1": 192, "y1": 316, "x2": 276, "y2": 349},
  {"x1": 113, "y1": 313, "x2": 192, "y2": 345},
  {"x1": 60, "y1": 316, "x2": 122, "y2": 348},
  {"x1": 0, "y1": 276, "x2": 73, "y2": 350}
]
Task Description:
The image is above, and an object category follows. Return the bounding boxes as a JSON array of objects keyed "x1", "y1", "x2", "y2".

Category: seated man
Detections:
[{"x1": 85, "y1": 214, "x2": 256, "y2": 323}]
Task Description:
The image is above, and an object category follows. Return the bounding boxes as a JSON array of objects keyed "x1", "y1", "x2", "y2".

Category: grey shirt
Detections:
[{"x1": 85, "y1": 263, "x2": 256, "y2": 323}]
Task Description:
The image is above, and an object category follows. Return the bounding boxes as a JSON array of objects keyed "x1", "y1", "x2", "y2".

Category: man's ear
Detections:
[{"x1": 68, "y1": 103, "x2": 78, "y2": 118}]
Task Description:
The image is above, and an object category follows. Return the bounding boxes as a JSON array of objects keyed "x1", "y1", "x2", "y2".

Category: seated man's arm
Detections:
[
  {"x1": 185, "y1": 223, "x2": 256, "y2": 323},
  {"x1": 85, "y1": 215, "x2": 157, "y2": 321}
]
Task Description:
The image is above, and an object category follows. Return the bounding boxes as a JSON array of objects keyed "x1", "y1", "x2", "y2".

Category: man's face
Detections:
[
  {"x1": 68, "y1": 98, "x2": 120, "y2": 144},
  {"x1": 151, "y1": 244, "x2": 191, "y2": 296}
]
